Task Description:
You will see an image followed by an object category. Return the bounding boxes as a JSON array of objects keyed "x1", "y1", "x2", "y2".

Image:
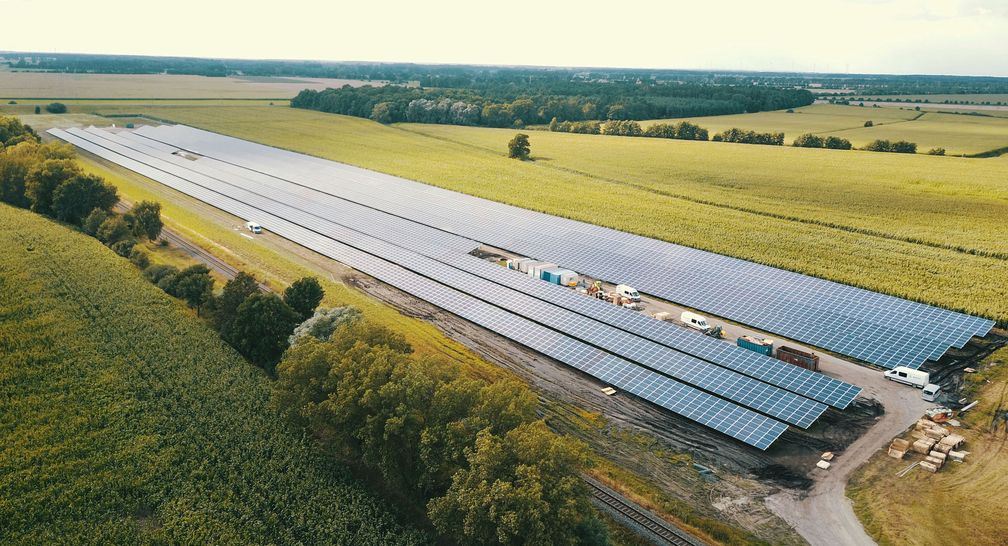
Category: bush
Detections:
[
  {"x1": 824, "y1": 136, "x2": 853, "y2": 150},
  {"x1": 863, "y1": 139, "x2": 917, "y2": 154},
  {"x1": 713, "y1": 128, "x2": 784, "y2": 145},
  {"x1": 129, "y1": 247, "x2": 150, "y2": 269},
  {"x1": 792, "y1": 133, "x2": 824, "y2": 148},
  {"x1": 927, "y1": 147, "x2": 946, "y2": 156},
  {"x1": 864, "y1": 120, "x2": 873, "y2": 127},
  {"x1": 890, "y1": 140, "x2": 917, "y2": 154},
  {"x1": 96, "y1": 215, "x2": 131, "y2": 245},
  {"x1": 600, "y1": 120, "x2": 642, "y2": 136},
  {"x1": 110, "y1": 238, "x2": 138, "y2": 258},
  {"x1": 641, "y1": 121, "x2": 708, "y2": 141},
  {"x1": 95, "y1": 216, "x2": 132, "y2": 245},
  {"x1": 45, "y1": 102, "x2": 67, "y2": 114},
  {"x1": 81, "y1": 208, "x2": 109, "y2": 237},
  {"x1": 144, "y1": 263, "x2": 178, "y2": 284},
  {"x1": 288, "y1": 306, "x2": 362, "y2": 344},
  {"x1": 34, "y1": 106, "x2": 40, "y2": 114}
]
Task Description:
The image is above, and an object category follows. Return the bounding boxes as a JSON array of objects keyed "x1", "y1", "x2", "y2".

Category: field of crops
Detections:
[
  {"x1": 0, "y1": 204, "x2": 425, "y2": 544},
  {"x1": 62, "y1": 104, "x2": 1008, "y2": 323},
  {"x1": 639, "y1": 103, "x2": 917, "y2": 137},
  {"x1": 0, "y1": 69, "x2": 370, "y2": 98},
  {"x1": 640, "y1": 104, "x2": 1008, "y2": 154}
]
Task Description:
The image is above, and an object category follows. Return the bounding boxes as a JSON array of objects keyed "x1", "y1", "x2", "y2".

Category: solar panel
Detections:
[
  {"x1": 129, "y1": 124, "x2": 994, "y2": 370},
  {"x1": 68, "y1": 126, "x2": 827, "y2": 429},
  {"x1": 50, "y1": 127, "x2": 789, "y2": 450}
]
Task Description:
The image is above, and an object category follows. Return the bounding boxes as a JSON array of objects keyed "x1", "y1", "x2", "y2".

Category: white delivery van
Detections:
[
  {"x1": 615, "y1": 284, "x2": 641, "y2": 302},
  {"x1": 245, "y1": 221, "x2": 262, "y2": 234},
  {"x1": 884, "y1": 366, "x2": 930, "y2": 388},
  {"x1": 677, "y1": 314, "x2": 709, "y2": 332},
  {"x1": 921, "y1": 383, "x2": 941, "y2": 402},
  {"x1": 681, "y1": 311, "x2": 709, "y2": 331}
]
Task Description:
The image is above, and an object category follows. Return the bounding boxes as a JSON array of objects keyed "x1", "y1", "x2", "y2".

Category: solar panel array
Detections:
[
  {"x1": 127, "y1": 124, "x2": 993, "y2": 370},
  {"x1": 65, "y1": 126, "x2": 828, "y2": 428},
  {"x1": 50, "y1": 126, "x2": 792, "y2": 449}
]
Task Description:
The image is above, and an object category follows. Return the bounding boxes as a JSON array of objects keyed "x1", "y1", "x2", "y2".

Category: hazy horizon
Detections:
[{"x1": 3, "y1": 0, "x2": 1007, "y2": 78}]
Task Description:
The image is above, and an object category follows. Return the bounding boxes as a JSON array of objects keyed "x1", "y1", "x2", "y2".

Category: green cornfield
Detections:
[{"x1": 0, "y1": 204, "x2": 426, "y2": 545}]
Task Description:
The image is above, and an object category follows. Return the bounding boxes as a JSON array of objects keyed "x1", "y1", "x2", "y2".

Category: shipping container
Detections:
[
  {"x1": 514, "y1": 258, "x2": 534, "y2": 272},
  {"x1": 776, "y1": 345, "x2": 820, "y2": 371},
  {"x1": 541, "y1": 267, "x2": 564, "y2": 284},
  {"x1": 737, "y1": 335, "x2": 774, "y2": 356}
]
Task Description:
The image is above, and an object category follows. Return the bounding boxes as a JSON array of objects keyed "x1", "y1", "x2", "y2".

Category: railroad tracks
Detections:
[
  {"x1": 583, "y1": 476, "x2": 706, "y2": 546},
  {"x1": 115, "y1": 201, "x2": 270, "y2": 292}
]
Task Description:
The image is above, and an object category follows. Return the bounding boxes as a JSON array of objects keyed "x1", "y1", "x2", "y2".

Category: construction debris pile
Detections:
[{"x1": 889, "y1": 416, "x2": 968, "y2": 474}]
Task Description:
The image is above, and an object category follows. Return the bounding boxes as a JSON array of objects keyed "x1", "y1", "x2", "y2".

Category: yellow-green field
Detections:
[
  {"x1": 0, "y1": 69, "x2": 371, "y2": 98},
  {"x1": 847, "y1": 346, "x2": 1008, "y2": 546},
  {"x1": 641, "y1": 103, "x2": 917, "y2": 135},
  {"x1": 37, "y1": 104, "x2": 1008, "y2": 323},
  {"x1": 855, "y1": 94, "x2": 1008, "y2": 104},
  {"x1": 641, "y1": 104, "x2": 1008, "y2": 154}
]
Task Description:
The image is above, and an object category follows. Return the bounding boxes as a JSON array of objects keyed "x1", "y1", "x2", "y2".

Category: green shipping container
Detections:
[{"x1": 736, "y1": 336, "x2": 773, "y2": 356}]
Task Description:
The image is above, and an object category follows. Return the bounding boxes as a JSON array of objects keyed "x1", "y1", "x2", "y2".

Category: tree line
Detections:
[{"x1": 291, "y1": 83, "x2": 813, "y2": 128}]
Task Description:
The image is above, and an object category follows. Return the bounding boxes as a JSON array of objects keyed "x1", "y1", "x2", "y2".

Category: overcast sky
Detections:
[{"x1": 3, "y1": 0, "x2": 1006, "y2": 76}]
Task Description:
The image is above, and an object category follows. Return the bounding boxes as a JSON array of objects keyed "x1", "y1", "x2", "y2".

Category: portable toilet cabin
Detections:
[
  {"x1": 558, "y1": 269, "x2": 580, "y2": 287},
  {"x1": 541, "y1": 267, "x2": 565, "y2": 284}
]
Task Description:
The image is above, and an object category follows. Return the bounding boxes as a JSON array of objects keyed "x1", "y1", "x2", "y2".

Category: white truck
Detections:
[
  {"x1": 681, "y1": 311, "x2": 710, "y2": 332},
  {"x1": 884, "y1": 366, "x2": 930, "y2": 388}
]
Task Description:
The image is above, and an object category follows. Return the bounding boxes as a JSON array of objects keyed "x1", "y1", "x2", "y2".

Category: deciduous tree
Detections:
[
  {"x1": 283, "y1": 276, "x2": 324, "y2": 321},
  {"x1": 507, "y1": 133, "x2": 531, "y2": 160}
]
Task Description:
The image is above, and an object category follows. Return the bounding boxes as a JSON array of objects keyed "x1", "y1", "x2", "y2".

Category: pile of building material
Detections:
[{"x1": 888, "y1": 438, "x2": 911, "y2": 459}]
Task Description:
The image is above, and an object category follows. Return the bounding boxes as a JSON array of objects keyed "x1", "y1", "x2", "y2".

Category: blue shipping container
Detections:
[
  {"x1": 736, "y1": 336, "x2": 774, "y2": 356},
  {"x1": 541, "y1": 267, "x2": 564, "y2": 284}
]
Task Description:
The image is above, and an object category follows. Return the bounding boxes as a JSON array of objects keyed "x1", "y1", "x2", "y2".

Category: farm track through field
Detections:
[{"x1": 394, "y1": 125, "x2": 1008, "y2": 261}]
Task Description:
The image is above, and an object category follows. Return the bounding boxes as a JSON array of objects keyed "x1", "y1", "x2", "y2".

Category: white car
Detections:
[{"x1": 245, "y1": 221, "x2": 262, "y2": 234}]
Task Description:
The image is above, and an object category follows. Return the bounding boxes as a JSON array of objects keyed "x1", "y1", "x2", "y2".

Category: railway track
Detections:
[
  {"x1": 116, "y1": 200, "x2": 705, "y2": 546},
  {"x1": 583, "y1": 476, "x2": 706, "y2": 546},
  {"x1": 115, "y1": 201, "x2": 271, "y2": 292}
]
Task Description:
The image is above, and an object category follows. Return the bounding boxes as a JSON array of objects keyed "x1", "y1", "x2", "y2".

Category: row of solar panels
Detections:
[
  {"x1": 52, "y1": 126, "x2": 797, "y2": 449},
  {"x1": 103, "y1": 126, "x2": 861, "y2": 411},
  {"x1": 55, "y1": 126, "x2": 868, "y2": 449},
  {"x1": 78, "y1": 125, "x2": 860, "y2": 408},
  {"x1": 128, "y1": 124, "x2": 995, "y2": 369}
]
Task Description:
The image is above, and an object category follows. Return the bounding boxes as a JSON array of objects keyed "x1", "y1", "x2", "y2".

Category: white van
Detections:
[
  {"x1": 681, "y1": 311, "x2": 709, "y2": 331},
  {"x1": 884, "y1": 366, "x2": 930, "y2": 388},
  {"x1": 245, "y1": 221, "x2": 262, "y2": 234},
  {"x1": 921, "y1": 383, "x2": 941, "y2": 402},
  {"x1": 615, "y1": 284, "x2": 640, "y2": 302}
]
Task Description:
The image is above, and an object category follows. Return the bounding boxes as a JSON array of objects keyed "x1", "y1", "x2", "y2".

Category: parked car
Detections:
[{"x1": 245, "y1": 221, "x2": 262, "y2": 234}]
